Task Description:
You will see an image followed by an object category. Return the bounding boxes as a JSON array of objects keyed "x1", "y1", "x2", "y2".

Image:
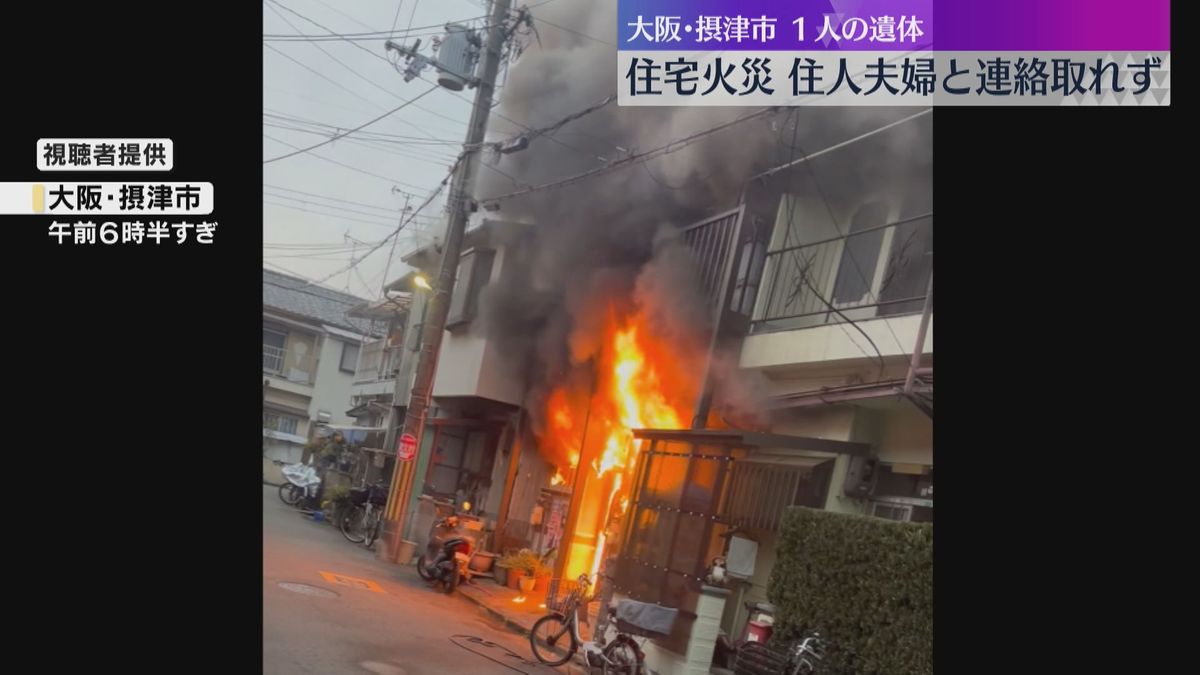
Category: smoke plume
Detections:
[{"x1": 474, "y1": 0, "x2": 932, "y2": 440}]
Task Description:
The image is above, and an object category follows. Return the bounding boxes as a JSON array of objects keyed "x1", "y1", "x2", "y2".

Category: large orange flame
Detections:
[{"x1": 544, "y1": 307, "x2": 697, "y2": 581}]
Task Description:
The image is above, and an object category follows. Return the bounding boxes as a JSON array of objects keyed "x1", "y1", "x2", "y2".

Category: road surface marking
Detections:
[{"x1": 318, "y1": 571, "x2": 384, "y2": 593}]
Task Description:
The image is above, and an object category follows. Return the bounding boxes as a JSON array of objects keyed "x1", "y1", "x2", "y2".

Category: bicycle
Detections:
[
  {"x1": 732, "y1": 632, "x2": 827, "y2": 675},
  {"x1": 528, "y1": 574, "x2": 675, "y2": 674},
  {"x1": 787, "y1": 633, "x2": 827, "y2": 675},
  {"x1": 340, "y1": 482, "x2": 388, "y2": 547}
]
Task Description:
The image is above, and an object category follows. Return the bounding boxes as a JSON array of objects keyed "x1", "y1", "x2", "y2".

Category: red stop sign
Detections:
[{"x1": 397, "y1": 433, "x2": 417, "y2": 461}]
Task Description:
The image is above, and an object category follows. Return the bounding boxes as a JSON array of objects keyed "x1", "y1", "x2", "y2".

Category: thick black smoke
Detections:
[{"x1": 474, "y1": 0, "x2": 931, "y2": 437}]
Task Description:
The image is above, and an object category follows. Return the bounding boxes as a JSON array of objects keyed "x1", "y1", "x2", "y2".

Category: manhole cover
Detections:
[{"x1": 277, "y1": 582, "x2": 339, "y2": 598}]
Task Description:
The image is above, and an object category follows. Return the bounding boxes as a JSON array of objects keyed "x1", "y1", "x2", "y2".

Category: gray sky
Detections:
[{"x1": 263, "y1": 0, "x2": 502, "y2": 298}]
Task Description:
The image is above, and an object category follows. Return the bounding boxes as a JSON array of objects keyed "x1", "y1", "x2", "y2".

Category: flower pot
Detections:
[
  {"x1": 469, "y1": 551, "x2": 498, "y2": 574},
  {"x1": 533, "y1": 574, "x2": 551, "y2": 594},
  {"x1": 507, "y1": 569, "x2": 527, "y2": 590},
  {"x1": 519, "y1": 576, "x2": 536, "y2": 593},
  {"x1": 494, "y1": 566, "x2": 508, "y2": 586}
]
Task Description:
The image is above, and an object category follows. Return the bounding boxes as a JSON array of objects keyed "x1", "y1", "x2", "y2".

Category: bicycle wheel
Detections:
[
  {"x1": 529, "y1": 614, "x2": 577, "y2": 667},
  {"x1": 602, "y1": 637, "x2": 642, "y2": 675},
  {"x1": 416, "y1": 555, "x2": 436, "y2": 581},
  {"x1": 364, "y1": 510, "x2": 382, "y2": 547},
  {"x1": 340, "y1": 505, "x2": 368, "y2": 543},
  {"x1": 279, "y1": 482, "x2": 303, "y2": 506}
]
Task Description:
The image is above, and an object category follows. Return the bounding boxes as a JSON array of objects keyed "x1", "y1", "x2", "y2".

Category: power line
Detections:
[
  {"x1": 294, "y1": 153, "x2": 464, "y2": 290},
  {"x1": 263, "y1": 199, "x2": 402, "y2": 228},
  {"x1": 262, "y1": 119, "x2": 459, "y2": 165},
  {"x1": 263, "y1": 194, "x2": 404, "y2": 223},
  {"x1": 262, "y1": 14, "x2": 489, "y2": 40},
  {"x1": 482, "y1": 107, "x2": 775, "y2": 204},
  {"x1": 264, "y1": 192, "x2": 440, "y2": 228},
  {"x1": 390, "y1": 0, "x2": 406, "y2": 34},
  {"x1": 267, "y1": 0, "x2": 472, "y2": 134},
  {"x1": 264, "y1": 2, "x2": 470, "y2": 144},
  {"x1": 264, "y1": 43, "x2": 394, "y2": 113},
  {"x1": 263, "y1": 132, "x2": 448, "y2": 192},
  {"x1": 269, "y1": 0, "x2": 602, "y2": 171},
  {"x1": 263, "y1": 184, "x2": 420, "y2": 213},
  {"x1": 264, "y1": 109, "x2": 464, "y2": 144},
  {"x1": 531, "y1": 15, "x2": 614, "y2": 46},
  {"x1": 264, "y1": 84, "x2": 440, "y2": 163}
]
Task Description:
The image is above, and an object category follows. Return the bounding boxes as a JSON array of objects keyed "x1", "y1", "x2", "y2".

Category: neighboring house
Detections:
[
  {"x1": 389, "y1": 217, "x2": 535, "y2": 548},
  {"x1": 343, "y1": 279, "x2": 413, "y2": 485},
  {"x1": 262, "y1": 269, "x2": 381, "y2": 483}
]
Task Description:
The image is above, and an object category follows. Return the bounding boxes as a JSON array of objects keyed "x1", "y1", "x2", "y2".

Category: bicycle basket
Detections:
[
  {"x1": 544, "y1": 577, "x2": 590, "y2": 614},
  {"x1": 368, "y1": 484, "x2": 389, "y2": 505},
  {"x1": 348, "y1": 487, "x2": 369, "y2": 506},
  {"x1": 732, "y1": 642, "x2": 791, "y2": 675}
]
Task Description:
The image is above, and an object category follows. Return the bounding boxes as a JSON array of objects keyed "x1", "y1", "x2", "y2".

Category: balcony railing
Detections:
[
  {"x1": 750, "y1": 212, "x2": 932, "y2": 333},
  {"x1": 262, "y1": 343, "x2": 316, "y2": 384}
]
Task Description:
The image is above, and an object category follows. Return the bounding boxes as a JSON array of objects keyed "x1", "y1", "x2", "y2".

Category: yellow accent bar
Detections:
[{"x1": 32, "y1": 184, "x2": 44, "y2": 213}]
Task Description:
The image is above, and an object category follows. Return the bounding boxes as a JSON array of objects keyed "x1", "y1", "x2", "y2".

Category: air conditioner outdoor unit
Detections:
[{"x1": 842, "y1": 456, "x2": 877, "y2": 499}]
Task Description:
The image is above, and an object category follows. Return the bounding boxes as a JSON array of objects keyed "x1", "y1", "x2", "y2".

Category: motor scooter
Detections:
[{"x1": 414, "y1": 515, "x2": 474, "y2": 594}]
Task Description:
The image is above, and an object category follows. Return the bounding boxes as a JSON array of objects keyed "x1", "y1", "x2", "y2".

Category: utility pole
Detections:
[{"x1": 378, "y1": 0, "x2": 514, "y2": 563}]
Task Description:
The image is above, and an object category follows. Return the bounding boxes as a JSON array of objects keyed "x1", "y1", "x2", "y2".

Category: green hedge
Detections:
[{"x1": 767, "y1": 507, "x2": 932, "y2": 675}]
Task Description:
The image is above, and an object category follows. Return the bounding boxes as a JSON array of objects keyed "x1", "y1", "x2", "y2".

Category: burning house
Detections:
[{"x1": 375, "y1": 2, "x2": 932, "y2": 671}]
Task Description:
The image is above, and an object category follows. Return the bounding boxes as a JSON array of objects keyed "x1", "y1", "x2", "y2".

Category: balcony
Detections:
[
  {"x1": 750, "y1": 211, "x2": 932, "y2": 334},
  {"x1": 262, "y1": 343, "x2": 316, "y2": 385}
]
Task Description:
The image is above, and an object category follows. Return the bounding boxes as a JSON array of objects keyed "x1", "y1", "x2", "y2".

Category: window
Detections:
[
  {"x1": 831, "y1": 201, "x2": 889, "y2": 306},
  {"x1": 871, "y1": 501, "x2": 912, "y2": 521},
  {"x1": 878, "y1": 187, "x2": 933, "y2": 317},
  {"x1": 870, "y1": 501, "x2": 933, "y2": 523},
  {"x1": 263, "y1": 411, "x2": 300, "y2": 436},
  {"x1": 721, "y1": 460, "x2": 833, "y2": 531},
  {"x1": 446, "y1": 249, "x2": 496, "y2": 328},
  {"x1": 263, "y1": 327, "x2": 286, "y2": 373},
  {"x1": 339, "y1": 341, "x2": 360, "y2": 373},
  {"x1": 423, "y1": 426, "x2": 497, "y2": 501}
]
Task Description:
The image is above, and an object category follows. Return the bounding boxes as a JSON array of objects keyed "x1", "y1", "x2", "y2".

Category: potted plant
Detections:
[
  {"x1": 533, "y1": 549, "x2": 555, "y2": 593},
  {"x1": 502, "y1": 549, "x2": 541, "y2": 590},
  {"x1": 499, "y1": 551, "x2": 525, "y2": 590},
  {"x1": 519, "y1": 575, "x2": 536, "y2": 593}
]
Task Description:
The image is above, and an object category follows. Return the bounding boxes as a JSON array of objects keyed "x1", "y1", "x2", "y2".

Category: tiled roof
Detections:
[{"x1": 262, "y1": 269, "x2": 382, "y2": 336}]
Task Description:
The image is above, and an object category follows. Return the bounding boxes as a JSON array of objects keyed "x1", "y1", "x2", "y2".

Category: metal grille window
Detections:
[
  {"x1": 263, "y1": 327, "x2": 286, "y2": 373},
  {"x1": 871, "y1": 502, "x2": 912, "y2": 521},
  {"x1": 720, "y1": 459, "x2": 833, "y2": 531},
  {"x1": 681, "y1": 207, "x2": 744, "y2": 314}
]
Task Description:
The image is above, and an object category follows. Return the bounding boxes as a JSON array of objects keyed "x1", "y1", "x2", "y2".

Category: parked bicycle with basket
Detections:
[
  {"x1": 528, "y1": 574, "x2": 678, "y2": 674},
  {"x1": 339, "y1": 481, "x2": 388, "y2": 547}
]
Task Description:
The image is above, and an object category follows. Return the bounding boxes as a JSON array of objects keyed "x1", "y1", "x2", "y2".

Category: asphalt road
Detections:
[{"x1": 263, "y1": 484, "x2": 565, "y2": 675}]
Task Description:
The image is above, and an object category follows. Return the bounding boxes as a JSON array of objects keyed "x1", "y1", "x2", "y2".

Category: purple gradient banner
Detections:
[{"x1": 617, "y1": 1, "x2": 1169, "y2": 51}]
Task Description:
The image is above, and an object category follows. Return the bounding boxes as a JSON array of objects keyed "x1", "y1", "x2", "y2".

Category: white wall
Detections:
[
  {"x1": 310, "y1": 333, "x2": 359, "y2": 426},
  {"x1": 430, "y1": 244, "x2": 524, "y2": 406},
  {"x1": 740, "y1": 313, "x2": 932, "y2": 371}
]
